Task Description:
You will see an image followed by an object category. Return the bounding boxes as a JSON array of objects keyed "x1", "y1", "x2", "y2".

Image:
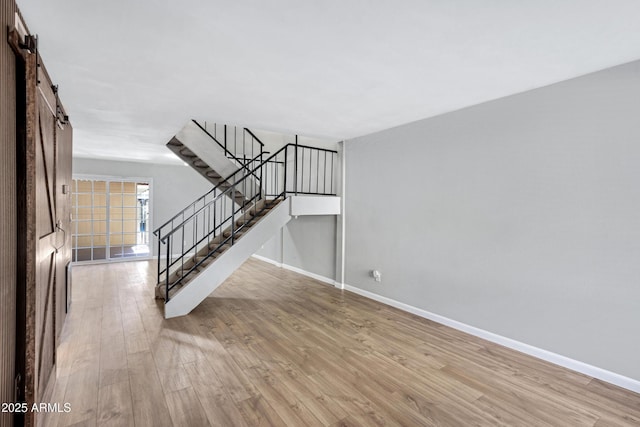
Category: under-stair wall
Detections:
[
  {"x1": 155, "y1": 138, "x2": 340, "y2": 318},
  {"x1": 255, "y1": 214, "x2": 338, "y2": 281}
]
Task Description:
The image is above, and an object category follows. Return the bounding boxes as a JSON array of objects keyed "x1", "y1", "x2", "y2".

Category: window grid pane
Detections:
[{"x1": 72, "y1": 178, "x2": 151, "y2": 262}]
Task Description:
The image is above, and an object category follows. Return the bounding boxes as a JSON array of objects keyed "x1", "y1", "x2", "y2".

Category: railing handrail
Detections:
[
  {"x1": 153, "y1": 143, "x2": 337, "y2": 237},
  {"x1": 153, "y1": 150, "x2": 272, "y2": 237},
  {"x1": 191, "y1": 119, "x2": 246, "y2": 165},
  {"x1": 289, "y1": 143, "x2": 337, "y2": 154},
  {"x1": 243, "y1": 128, "x2": 265, "y2": 148},
  {"x1": 160, "y1": 145, "x2": 291, "y2": 242}
]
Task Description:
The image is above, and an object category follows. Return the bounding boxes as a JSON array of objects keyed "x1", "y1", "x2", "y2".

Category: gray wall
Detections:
[
  {"x1": 256, "y1": 215, "x2": 337, "y2": 280},
  {"x1": 73, "y1": 158, "x2": 212, "y2": 256},
  {"x1": 250, "y1": 128, "x2": 340, "y2": 280},
  {"x1": 345, "y1": 60, "x2": 640, "y2": 382}
]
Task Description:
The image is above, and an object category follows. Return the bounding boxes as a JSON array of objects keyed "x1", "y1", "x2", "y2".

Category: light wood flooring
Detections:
[{"x1": 40, "y1": 258, "x2": 640, "y2": 426}]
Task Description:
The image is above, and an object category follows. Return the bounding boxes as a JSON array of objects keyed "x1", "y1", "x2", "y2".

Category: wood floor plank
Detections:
[
  {"x1": 236, "y1": 395, "x2": 288, "y2": 427},
  {"x1": 263, "y1": 359, "x2": 348, "y2": 426},
  {"x1": 40, "y1": 258, "x2": 640, "y2": 426},
  {"x1": 56, "y1": 341, "x2": 100, "y2": 426},
  {"x1": 96, "y1": 381, "x2": 134, "y2": 426},
  {"x1": 183, "y1": 360, "x2": 252, "y2": 427},
  {"x1": 124, "y1": 331, "x2": 150, "y2": 355},
  {"x1": 126, "y1": 351, "x2": 173, "y2": 427},
  {"x1": 98, "y1": 332, "x2": 128, "y2": 387},
  {"x1": 164, "y1": 386, "x2": 211, "y2": 427}
]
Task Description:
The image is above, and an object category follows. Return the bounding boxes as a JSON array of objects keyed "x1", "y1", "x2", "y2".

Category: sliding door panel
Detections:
[{"x1": 72, "y1": 178, "x2": 151, "y2": 262}]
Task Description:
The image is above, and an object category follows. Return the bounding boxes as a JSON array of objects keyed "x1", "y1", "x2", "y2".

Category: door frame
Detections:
[{"x1": 12, "y1": 27, "x2": 28, "y2": 427}]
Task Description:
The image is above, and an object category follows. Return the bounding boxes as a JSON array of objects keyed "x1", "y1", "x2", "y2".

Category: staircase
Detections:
[
  {"x1": 167, "y1": 120, "x2": 264, "y2": 203},
  {"x1": 154, "y1": 121, "x2": 339, "y2": 318}
]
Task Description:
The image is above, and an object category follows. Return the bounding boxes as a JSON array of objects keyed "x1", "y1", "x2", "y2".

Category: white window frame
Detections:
[{"x1": 71, "y1": 174, "x2": 154, "y2": 264}]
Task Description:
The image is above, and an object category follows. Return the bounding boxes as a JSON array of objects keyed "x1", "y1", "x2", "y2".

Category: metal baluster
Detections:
[
  {"x1": 316, "y1": 150, "x2": 320, "y2": 193},
  {"x1": 283, "y1": 147, "x2": 288, "y2": 196},
  {"x1": 157, "y1": 232, "x2": 161, "y2": 283},
  {"x1": 309, "y1": 148, "x2": 313, "y2": 193},
  {"x1": 180, "y1": 226, "x2": 184, "y2": 284},
  {"x1": 165, "y1": 235, "x2": 170, "y2": 301},
  {"x1": 330, "y1": 153, "x2": 334, "y2": 195},
  {"x1": 260, "y1": 151, "x2": 264, "y2": 199},
  {"x1": 231, "y1": 185, "x2": 236, "y2": 244}
]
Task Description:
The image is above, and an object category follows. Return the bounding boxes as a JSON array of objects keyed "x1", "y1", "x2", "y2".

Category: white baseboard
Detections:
[
  {"x1": 281, "y1": 263, "x2": 335, "y2": 286},
  {"x1": 249, "y1": 254, "x2": 640, "y2": 393},
  {"x1": 344, "y1": 284, "x2": 640, "y2": 394},
  {"x1": 251, "y1": 254, "x2": 282, "y2": 268},
  {"x1": 251, "y1": 254, "x2": 336, "y2": 287}
]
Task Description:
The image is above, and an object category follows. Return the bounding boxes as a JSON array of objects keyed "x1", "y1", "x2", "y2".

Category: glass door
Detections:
[{"x1": 71, "y1": 177, "x2": 151, "y2": 262}]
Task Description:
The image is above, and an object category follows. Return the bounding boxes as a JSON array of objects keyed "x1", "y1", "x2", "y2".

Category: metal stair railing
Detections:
[
  {"x1": 195, "y1": 120, "x2": 266, "y2": 175},
  {"x1": 155, "y1": 142, "x2": 338, "y2": 301},
  {"x1": 154, "y1": 122, "x2": 268, "y2": 246}
]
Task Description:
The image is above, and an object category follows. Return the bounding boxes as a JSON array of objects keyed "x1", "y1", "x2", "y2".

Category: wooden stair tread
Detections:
[{"x1": 157, "y1": 193, "x2": 284, "y2": 300}]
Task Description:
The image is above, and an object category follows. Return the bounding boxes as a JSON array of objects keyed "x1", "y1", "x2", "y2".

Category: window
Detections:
[{"x1": 71, "y1": 177, "x2": 151, "y2": 262}]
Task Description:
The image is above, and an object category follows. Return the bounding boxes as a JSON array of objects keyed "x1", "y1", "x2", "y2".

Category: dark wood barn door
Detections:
[
  {"x1": 34, "y1": 90, "x2": 58, "y2": 404},
  {"x1": 10, "y1": 26, "x2": 73, "y2": 427}
]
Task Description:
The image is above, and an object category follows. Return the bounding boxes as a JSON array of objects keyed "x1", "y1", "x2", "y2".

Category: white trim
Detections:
[
  {"x1": 248, "y1": 254, "x2": 640, "y2": 393},
  {"x1": 71, "y1": 255, "x2": 150, "y2": 266},
  {"x1": 251, "y1": 254, "x2": 336, "y2": 286},
  {"x1": 281, "y1": 263, "x2": 335, "y2": 286},
  {"x1": 343, "y1": 283, "x2": 640, "y2": 394},
  {"x1": 336, "y1": 141, "x2": 346, "y2": 290},
  {"x1": 290, "y1": 195, "x2": 340, "y2": 216},
  {"x1": 252, "y1": 254, "x2": 282, "y2": 268}
]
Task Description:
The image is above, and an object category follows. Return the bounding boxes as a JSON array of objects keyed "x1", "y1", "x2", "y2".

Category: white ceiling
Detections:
[{"x1": 19, "y1": 0, "x2": 640, "y2": 165}]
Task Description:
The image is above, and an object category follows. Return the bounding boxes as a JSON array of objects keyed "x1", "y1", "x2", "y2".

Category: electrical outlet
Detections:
[{"x1": 372, "y1": 270, "x2": 382, "y2": 282}]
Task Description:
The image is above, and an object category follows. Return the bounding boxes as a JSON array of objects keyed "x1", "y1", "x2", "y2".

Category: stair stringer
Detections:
[
  {"x1": 172, "y1": 121, "x2": 261, "y2": 200},
  {"x1": 164, "y1": 197, "x2": 292, "y2": 318}
]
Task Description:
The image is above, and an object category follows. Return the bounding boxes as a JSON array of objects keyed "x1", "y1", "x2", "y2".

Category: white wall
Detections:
[
  {"x1": 250, "y1": 128, "x2": 339, "y2": 154},
  {"x1": 344, "y1": 60, "x2": 640, "y2": 382},
  {"x1": 72, "y1": 157, "x2": 212, "y2": 256},
  {"x1": 198, "y1": 122, "x2": 339, "y2": 157}
]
